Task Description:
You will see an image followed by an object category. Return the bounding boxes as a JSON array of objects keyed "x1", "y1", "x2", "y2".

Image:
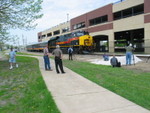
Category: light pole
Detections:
[{"x1": 67, "y1": 13, "x2": 69, "y2": 22}]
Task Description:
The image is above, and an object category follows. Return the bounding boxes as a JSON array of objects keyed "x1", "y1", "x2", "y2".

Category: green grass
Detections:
[
  {"x1": 63, "y1": 60, "x2": 150, "y2": 110},
  {"x1": 0, "y1": 56, "x2": 60, "y2": 113},
  {"x1": 16, "y1": 52, "x2": 42, "y2": 56},
  {"x1": 16, "y1": 52, "x2": 55, "y2": 59}
]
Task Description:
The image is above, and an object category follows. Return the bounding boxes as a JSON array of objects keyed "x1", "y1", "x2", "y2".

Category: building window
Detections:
[
  {"x1": 89, "y1": 19, "x2": 95, "y2": 26},
  {"x1": 89, "y1": 15, "x2": 108, "y2": 26},
  {"x1": 101, "y1": 15, "x2": 108, "y2": 23},
  {"x1": 95, "y1": 17, "x2": 101, "y2": 24},
  {"x1": 122, "y1": 8, "x2": 132, "y2": 18},
  {"x1": 62, "y1": 27, "x2": 69, "y2": 33},
  {"x1": 114, "y1": 11, "x2": 122, "y2": 20},
  {"x1": 133, "y1": 4, "x2": 144, "y2": 15},
  {"x1": 113, "y1": 4, "x2": 144, "y2": 20},
  {"x1": 42, "y1": 35, "x2": 46, "y2": 38},
  {"x1": 53, "y1": 30, "x2": 60, "y2": 35},
  {"x1": 47, "y1": 33, "x2": 52, "y2": 37},
  {"x1": 38, "y1": 36, "x2": 41, "y2": 39},
  {"x1": 73, "y1": 22, "x2": 85, "y2": 30}
]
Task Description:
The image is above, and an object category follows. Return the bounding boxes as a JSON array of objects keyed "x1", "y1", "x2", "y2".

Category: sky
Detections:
[{"x1": 9, "y1": 0, "x2": 120, "y2": 46}]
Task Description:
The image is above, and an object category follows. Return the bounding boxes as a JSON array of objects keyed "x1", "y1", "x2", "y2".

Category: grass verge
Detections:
[
  {"x1": 16, "y1": 52, "x2": 42, "y2": 56},
  {"x1": 0, "y1": 56, "x2": 60, "y2": 113},
  {"x1": 63, "y1": 60, "x2": 150, "y2": 110}
]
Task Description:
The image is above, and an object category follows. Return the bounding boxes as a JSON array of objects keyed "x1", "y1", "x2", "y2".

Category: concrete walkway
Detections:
[
  {"x1": 37, "y1": 56, "x2": 149, "y2": 113},
  {"x1": 0, "y1": 51, "x2": 8, "y2": 61}
]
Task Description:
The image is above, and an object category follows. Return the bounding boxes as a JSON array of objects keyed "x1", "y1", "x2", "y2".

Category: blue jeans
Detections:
[
  {"x1": 104, "y1": 56, "x2": 109, "y2": 61},
  {"x1": 126, "y1": 52, "x2": 132, "y2": 65},
  {"x1": 43, "y1": 56, "x2": 51, "y2": 70}
]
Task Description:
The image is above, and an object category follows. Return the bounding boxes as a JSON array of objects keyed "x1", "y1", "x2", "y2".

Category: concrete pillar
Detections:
[
  {"x1": 145, "y1": 23, "x2": 150, "y2": 53},
  {"x1": 108, "y1": 30, "x2": 114, "y2": 53}
]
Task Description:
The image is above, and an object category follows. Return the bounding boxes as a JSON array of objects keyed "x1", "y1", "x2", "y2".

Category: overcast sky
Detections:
[{"x1": 9, "y1": 0, "x2": 119, "y2": 46}]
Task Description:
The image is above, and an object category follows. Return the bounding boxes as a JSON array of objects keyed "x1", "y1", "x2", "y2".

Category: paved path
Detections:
[
  {"x1": 0, "y1": 51, "x2": 8, "y2": 61},
  {"x1": 36, "y1": 56, "x2": 150, "y2": 113}
]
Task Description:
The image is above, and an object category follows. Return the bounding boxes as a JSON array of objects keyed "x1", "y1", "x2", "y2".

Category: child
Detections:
[{"x1": 9, "y1": 48, "x2": 18, "y2": 69}]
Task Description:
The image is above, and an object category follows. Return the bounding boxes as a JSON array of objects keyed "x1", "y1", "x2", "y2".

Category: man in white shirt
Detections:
[{"x1": 43, "y1": 45, "x2": 52, "y2": 71}]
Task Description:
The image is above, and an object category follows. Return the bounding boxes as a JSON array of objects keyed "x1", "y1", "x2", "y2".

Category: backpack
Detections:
[{"x1": 117, "y1": 62, "x2": 121, "y2": 67}]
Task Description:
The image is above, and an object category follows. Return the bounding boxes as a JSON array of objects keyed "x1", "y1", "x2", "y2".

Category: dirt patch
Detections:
[{"x1": 122, "y1": 60, "x2": 150, "y2": 73}]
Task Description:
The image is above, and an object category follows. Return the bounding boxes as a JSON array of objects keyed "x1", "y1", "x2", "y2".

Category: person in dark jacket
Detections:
[
  {"x1": 52, "y1": 45, "x2": 65, "y2": 74},
  {"x1": 110, "y1": 55, "x2": 118, "y2": 67},
  {"x1": 68, "y1": 46, "x2": 73, "y2": 60}
]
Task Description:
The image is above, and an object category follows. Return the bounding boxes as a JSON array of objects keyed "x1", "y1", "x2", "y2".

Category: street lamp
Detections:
[{"x1": 67, "y1": 13, "x2": 69, "y2": 22}]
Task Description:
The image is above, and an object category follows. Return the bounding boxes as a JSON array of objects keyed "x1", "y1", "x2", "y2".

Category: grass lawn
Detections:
[
  {"x1": 0, "y1": 56, "x2": 60, "y2": 113},
  {"x1": 63, "y1": 60, "x2": 150, "y2": 110},
  {"x1": 16, "y1": 52, "x2": 42, "y2": 56}
]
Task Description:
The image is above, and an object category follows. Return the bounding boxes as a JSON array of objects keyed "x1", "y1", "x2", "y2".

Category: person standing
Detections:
[
  {"x1": 52, "y1": 45, "x2": 65, "y2": 74},
  {"x1": 43, "y1": 45, "x2": 52, "y2": 71},
  {"x1": 68, "y1": 46, "x2": 73, "y2": 60},
  {"x1": 9, "y1": 48, "x2": 18, "y2": 69},
  {"x1": 125, "y1": 43, "x2": 134, "y2": 65}
]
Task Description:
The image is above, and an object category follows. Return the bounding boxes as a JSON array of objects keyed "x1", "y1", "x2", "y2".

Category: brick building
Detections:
[{"x1": 38, "y1": 0, "x2": 150, "y2": 53}]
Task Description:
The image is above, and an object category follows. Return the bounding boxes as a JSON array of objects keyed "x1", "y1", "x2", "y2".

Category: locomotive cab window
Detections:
[{"x1": 76, "y1": 32, "x2": 84, "y2": 37}]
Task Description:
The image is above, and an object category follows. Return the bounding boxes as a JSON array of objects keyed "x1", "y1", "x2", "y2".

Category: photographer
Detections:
[{"x1": 125, "y1": 43, "x2": 134, "y2": 65}]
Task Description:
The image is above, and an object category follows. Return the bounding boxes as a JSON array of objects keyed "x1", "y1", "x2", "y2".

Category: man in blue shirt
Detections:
[
  {"x1": 9, "y1": 48, "x2": 18, "y2": 69},
  {"x1": 125, "y1": 43, "x2": 134, "y2": 65},
  {"x1": 68, "y1": 46, "x2": 73, "y2": 60}
]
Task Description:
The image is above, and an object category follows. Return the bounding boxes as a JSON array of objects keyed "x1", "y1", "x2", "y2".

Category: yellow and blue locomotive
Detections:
[{"x1": 48, "y1": 31, "x2": 93, "y2": 54}]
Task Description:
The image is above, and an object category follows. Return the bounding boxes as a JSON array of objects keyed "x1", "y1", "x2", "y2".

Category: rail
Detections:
[{"x1": 113, "y1": 0, "x2": 126, "y2": 5}]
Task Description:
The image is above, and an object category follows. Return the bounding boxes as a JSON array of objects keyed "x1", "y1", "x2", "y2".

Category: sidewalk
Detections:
[
  {"x1": 0, "y1": 51, "x2": 8, "y2": 61},
  {"x1": 37, "y1": 56, "x2": 149, "y2": 113}
]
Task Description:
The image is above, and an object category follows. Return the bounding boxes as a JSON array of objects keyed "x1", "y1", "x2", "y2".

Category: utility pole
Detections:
[
  {"x1": 17, "y1": 37, "x2": 20, "y2": 51},
  {"x1": 26, "y1": 37, "x2": 28, "y2": 46},
  {"x1": 22, "y1": 34, "x2": 25, "y2": 51},
  {"x1": 25, "y1": 36, "x2": 27, "y2": 51},
  {"x1": 22, "y1": 34, "x2": 24, "y2": 46},
  {"x1": 67, "y1": 13, "x2": 69, "y2": 22}
]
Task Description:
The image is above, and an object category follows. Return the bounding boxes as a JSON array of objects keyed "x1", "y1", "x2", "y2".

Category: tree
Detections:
[
  {"x1": 0, "y1": 27, "x2": 11, "y2": 50},
  {"x1": 0, "y1": 0, "x2": 43, "y2": 42},
  {"x1": 0, "y1": 28, "x2": 18, "y2": 50}
]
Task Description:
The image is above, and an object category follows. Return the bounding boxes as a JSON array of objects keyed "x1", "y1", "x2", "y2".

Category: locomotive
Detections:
[{"x1": 48, "y1": 30, "x2": 93, "y2": 54}]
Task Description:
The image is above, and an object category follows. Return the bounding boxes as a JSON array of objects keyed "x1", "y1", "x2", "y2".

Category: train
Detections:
[
  {"x1": 26, "y1": 30, "x2": 93, "y2": 54},
  {"x1": 26, "y1": 41, "x2": 47, "y2": 52}
]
